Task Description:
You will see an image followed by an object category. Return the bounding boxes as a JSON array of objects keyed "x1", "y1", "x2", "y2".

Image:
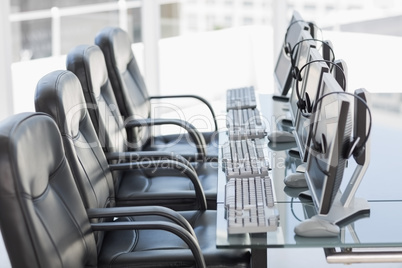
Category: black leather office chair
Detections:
[
  {"x1": 0, "y1": 112, "x2": 216, "y2": 267},
  {"x1": 65, "y1": 45, "x2": 218, "y2": 210},
  {"x1": 34, "y1": 71, "x2": 251, "y2": 267},
  {"x1": 94, "y1": 26, "x2": 219, "y2": 161}
]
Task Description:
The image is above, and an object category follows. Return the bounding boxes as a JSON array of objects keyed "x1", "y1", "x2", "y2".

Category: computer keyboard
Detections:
[
  {"x1": 222, "y1": 139, "x2": 269, "y2": 178},
  {"x1": 227, "y1": 108, "x2": 266, "y2": 140},
  {"x1": 222, "y1": 85, "x2": 280, "y2": 234},
  {"x1": 225, "y1": 176, "x2": 279, "y2": 234},
  {"x1": 226, "y1": 86, "x2": 257, "y2": 110}
]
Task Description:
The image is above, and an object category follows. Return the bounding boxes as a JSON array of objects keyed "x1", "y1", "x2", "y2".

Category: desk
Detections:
[{"x1": 216, "y1": 92, "x2": 402, "y2": 267}]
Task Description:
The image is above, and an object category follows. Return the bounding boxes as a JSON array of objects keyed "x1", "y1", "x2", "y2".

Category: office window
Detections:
[
  {"x1": 10, "y1": 0, "x2": 402, "y2": 63},
  {"x1": 127, "y1": 7, "x2": 142, "y2": 43},
  {"x1": 206, "y1": 15, "x2": 216, "y2": 30},
  {"x1": 161, "y1": 3, "x2": 180, "y2": 38},
  {"x1": 224, "y1": 15, "x2": 233, "y2": 27},
  {"x1": 10, "y1": 0, "x2": 116, "y2": 11},
  {"x1": 303, "y1": 4, "x2": 315, "y2": 11},
  {"x1": 243, "y1": 17, "x2": 254, "y2": 25},
  {"x1": 62, "y1": 11, "x2": 119, "y2": 55},
  {"x1": 187, "y1": 14, "x2": 198, "y2": 31},
  {"x1": 262, "y1": 1, "x2": 271, "y2": 8},
  {"x1": 349, "y1": 5, "x2": 362, "y2": 10},
  {"x1": 326, "y1": 5, "x2": 335, "y2": 12},
  {"x1": 9, "y1": 0, "x2": 139, "y2": 62}
]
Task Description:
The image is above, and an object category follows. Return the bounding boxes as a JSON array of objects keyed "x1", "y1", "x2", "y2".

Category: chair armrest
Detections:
[
  {"x1": 104, "y1": 151, "x2": 197, "y2": 174},
  {"x1": 91, "y1": 221, "x2": 206, "y2": 268},
  {"x1": 109, "y1": 160, "x2": 207, "y2": 210},
  {"x1": 149, "y1": 94, "x2": 218, "y2": 131},
  {"x1": 125, "y1": 118, "x2": 206, "y2": 162},
  {"x1": 87, "y1": 206, "x2": 195, "y2": 238}
]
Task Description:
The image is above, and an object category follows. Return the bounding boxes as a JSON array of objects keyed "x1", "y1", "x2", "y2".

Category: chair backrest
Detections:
[
  {"x1": 95, "y1": 26, "x2": 151, "y2": 149},
  {"x1": 0, "y1": 113, "x2": 97, "y2": 267},
  {"x1": 35, "y1": 70, "x2": 117, "y2": 251},
  {"x1": 35, "y1": 70, "x2": 116, "y2": 209},
  {"x1": 66, "y1": 44, "x2": 135, "y2": 188},
  {"x1": 66, "y1": 44, "x2": 129, "y2": 154}
]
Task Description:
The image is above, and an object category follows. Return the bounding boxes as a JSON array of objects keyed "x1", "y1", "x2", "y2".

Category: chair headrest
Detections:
[
  {"x1": 35, "y1": 70, "x2": 87, "y2": 138},
  {"x1": 0, "y1": 113, "x2": 64, "y2": 197},
  {"x1": 95, "y1": 26, "x2": 133, "y2": 73},
  {"x1": 66, "y1": 44, "x2": 109, "y2": 100}
]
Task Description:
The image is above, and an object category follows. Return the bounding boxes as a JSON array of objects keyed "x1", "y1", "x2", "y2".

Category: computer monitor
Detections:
[
  {"x1": 274, "y1": 12, "x2": 311, "y2": 97},
  {"x1": 332, "y1": 59, "x2": 348, "y2": 90},
  {"x1": 304, "y1": 73, "x2": 352, "y2": 215},
  {"x1": 293, "y1": 48, "x2": 330, "y2": 162},
  {"x1": 340, "y1": 88, "x2": 371, "y2": 207},
  {"x1": 288, "y1": 35, "x2": 317, "y2": 123},
  {"x1": 321, "y1": 40, "x2": 334, "y2": 62}
]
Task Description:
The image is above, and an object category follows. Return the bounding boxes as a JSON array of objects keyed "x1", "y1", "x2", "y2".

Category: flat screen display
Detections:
[
  {"x1": 273, "y1": 13, "x2": 310, "y2": 96},
  {"x1": 293, "y1": 48, "x2": 329, "y2": 162},
  {"x1": 289, "y1": 35, "x2": 316, "y2": 123},
  {"x1": 305, "y1": 73, "x2": 352, "y2": 215}
]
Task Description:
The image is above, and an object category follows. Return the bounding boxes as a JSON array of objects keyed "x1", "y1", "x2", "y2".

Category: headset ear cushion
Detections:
[
  {"x1": 309, "y1": 101, "x2": 315, "y2": 113},
  {"x1": 292, "y1": 68, "x2": 297, "y2": 79},
  {"x1": 284, "y1": 42, "x2": 291, "y2": 55},
  {"x1": 345, "y1": 137, "x2": 361, "y2": 159},
  {"x1": 296, "y1": 66, "x2": 302, "y2": 81},
  {"x1": 312, "y1": 133, "x2": 327, "y2": 154},
  {"x1": 353, "y1": 144, "x2": 365, "y2": 158},
  {"x1": 321, "y1": 134, "x2": 327, "y2": 154},
  {"x1": 292, "y1": 66, "x2": 302, "y2": 81},
  {"x1": 312, "y1": 137, "x2": 321, "y2": 153},
  {"x1": 297, "y1": 99, "x2": 306, "y2": 111},
  {"x1": 305, "y1": 93, "x2": 312, "y2": 113}
]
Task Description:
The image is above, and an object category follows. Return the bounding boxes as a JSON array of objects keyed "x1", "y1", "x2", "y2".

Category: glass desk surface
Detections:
[
  {"x1": 217, "y1": 92, "x2": 402, "y2": 249},
  {"x1": 217, "y1": 201, "x2": 402, "y2": 249}
]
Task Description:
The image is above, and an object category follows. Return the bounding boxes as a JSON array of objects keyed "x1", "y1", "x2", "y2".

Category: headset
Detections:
[
  {"x1": 283, "y1": 19, "x2": 323, "y2": 56},
  {"x1": 289, "y1": 38, "x2": 336, "y2": 72},
  {"x1": 295, "y1": 59, "x2": 347, "y2": 118},
  {"x1": 308, "y1": 91, "x2": 372, "y2": 171}
]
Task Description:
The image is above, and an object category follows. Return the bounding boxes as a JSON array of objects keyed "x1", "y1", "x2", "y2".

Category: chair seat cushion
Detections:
[
  {"x1": 98, "y1": 210, "x2": 250, "y2": 268},
  {"x1": 116, "y1": 166, "x2": 217, "y2": 210},
  {"x1": 143, "y1": 131, "x2": 219, "y2": 161}
]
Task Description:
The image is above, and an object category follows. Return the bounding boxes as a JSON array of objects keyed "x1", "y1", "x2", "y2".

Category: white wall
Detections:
[{"x1": 0, "y1": 0, "x2": 14, "y2": 121}]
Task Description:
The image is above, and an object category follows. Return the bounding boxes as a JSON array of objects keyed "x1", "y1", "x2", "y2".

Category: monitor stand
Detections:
[
  {"x1": 272, "y1": 95, "x2": 289, "y2": 102},
  {"x1": 327, "y1": 140, "x2": 371, "y2": 225},
  {"x1": 298, "y1": 189, "x2": 370, "y2": 231},
  {"x1": 318, "y1": 193, "x2": 370, "y2": 226},
  {"x1": 288, "y1": 149, "x2": 301, "y2": 158},
  {"x1": 280, "y1": 118, "x2": 293, "y2": 128},
  {"x1": 296, "y1": 163, "x2": 306, "y2": 173},
  {"x1": 267, "y1": 119, "x2": 296, "y2": 149},
  {"x1": 299, "y1": 143, "x2": 371, "y2": 226},
  {"x1": 297, "y1": 88, "x2": 372, "y2": 232}
]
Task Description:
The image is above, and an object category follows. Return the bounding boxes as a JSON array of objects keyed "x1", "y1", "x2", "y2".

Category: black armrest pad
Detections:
[{"x1": 87, "y1": 206, "x2": 195, "y2": 237}]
